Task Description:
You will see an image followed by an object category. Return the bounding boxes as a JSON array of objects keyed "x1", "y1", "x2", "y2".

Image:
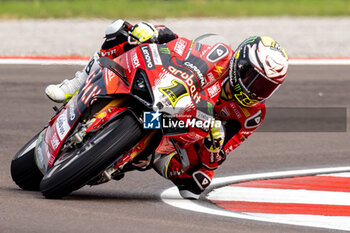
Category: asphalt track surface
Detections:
[{"x1": 0, "y1": 64, "x2": 349, "y2": 233}]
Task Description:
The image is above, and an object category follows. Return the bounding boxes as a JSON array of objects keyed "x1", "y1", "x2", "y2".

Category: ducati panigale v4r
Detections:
[{"x1": 11, "y1": 35, "x2": 232, "y2": 198}]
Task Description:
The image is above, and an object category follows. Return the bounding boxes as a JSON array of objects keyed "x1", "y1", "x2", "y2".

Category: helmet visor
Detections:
[{"x1": 239, "y1": 65, "x2": 280, "y2": 100}]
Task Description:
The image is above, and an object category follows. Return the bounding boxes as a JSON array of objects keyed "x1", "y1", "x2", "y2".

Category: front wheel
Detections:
[
  {"x1": 40, "y1": 112, "x2": 143, "y2": 199},
  {"x1": 11, "y1": 132, "x2": 44, "y2": 191}
]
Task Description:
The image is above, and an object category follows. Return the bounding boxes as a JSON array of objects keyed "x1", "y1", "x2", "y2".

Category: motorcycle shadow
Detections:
[{"x1": 64, "y1": 188, "x2": 164, "y2": 201}]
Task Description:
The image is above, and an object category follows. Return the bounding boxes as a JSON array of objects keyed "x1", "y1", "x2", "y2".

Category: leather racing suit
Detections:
[{"x1": 88, "y1": 20, "x2": 266, "y2": 198}]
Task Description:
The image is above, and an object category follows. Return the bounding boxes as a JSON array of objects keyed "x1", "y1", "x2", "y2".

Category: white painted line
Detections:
[
  {"x1": 161, "y1": 166, "x2": 350, "y2": 231},
  {"x1": 0, "y1": 59, "x2": 87, "y2": 65},
  {"x1": 0, "y1": 57, "x2": 350, "y2": 65},
  {"x1": 208, "y1": 186, "x2": 350, "y2": 205},
  {"x1": 318, "y1": 172, "x2": 350, "y2": 177},
  {"x1": 249, "y1": 213, "x2": 350, "y2": 230},
  {"x1": 288, "y1": 59, "x2": 350, "y2": 65},
  {"x1": 212, "y1": 166, "x2": 350, "y2": 186}
]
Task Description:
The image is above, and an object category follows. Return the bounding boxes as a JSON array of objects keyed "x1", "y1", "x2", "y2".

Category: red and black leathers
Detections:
[
  {"x1": 98, "y1": 21, "x2": 266, "y2": 193},
  {"x1": 154, "y1": 37, "x2": 266, "y2": 187},
  {"x1": 100, "y1": 24, "x2": 178, "y2": 59}
]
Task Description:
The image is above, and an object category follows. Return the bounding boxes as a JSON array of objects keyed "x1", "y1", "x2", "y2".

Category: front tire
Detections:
[
  {"x1": 11, "y1": 132, "x2": 44, "y2": 191},
  {"x1": 40, "y1": 112, "x2": 143, "y2": 199}
]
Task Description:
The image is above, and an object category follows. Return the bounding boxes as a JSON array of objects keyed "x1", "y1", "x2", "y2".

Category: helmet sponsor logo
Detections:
[
  {"x1": 260, "y1": 36, "x2": 287, "y2": 57},
  {"x1": 258, "y1": 36, "x2": 288, "y2": 81},
  {"x1": 234, "y1": 91, "x2": 259, "y2": 108}
]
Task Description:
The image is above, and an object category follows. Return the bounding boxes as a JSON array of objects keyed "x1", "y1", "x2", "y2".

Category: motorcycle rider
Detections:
[{"x1": 45, "y1": 19, "x2": 288, "y2": 199}]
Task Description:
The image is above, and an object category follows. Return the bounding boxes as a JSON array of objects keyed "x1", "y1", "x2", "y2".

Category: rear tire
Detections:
[
  {"x1": 40, "y1": 113, "x2": 143, "y2": 199},
  {"x1": 11, "y1": 132, "x2": 44, "y2": 191}
]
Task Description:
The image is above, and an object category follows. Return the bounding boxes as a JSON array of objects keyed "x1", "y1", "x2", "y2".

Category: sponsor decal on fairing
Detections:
[
  {"x1": 51, "y1": 132, "x2": 60, "y2": 150},
  {"x1": 56, "y1": 110, "x2": 70, "y2": 140},
  {"x1": 207, "y1": 82, "x2": 221, "y2": 98},
  {"x1": 131, "y1": 51, "x2": 140, "y2": 68},
  {"x1": 140, "y1": 45, "x2": 155, "y2": 70},
  {"x1": 174, "y1": 38, "x2": 187, "y2": 56},
  {"x1": 149, "y1": 44, "x2": 162, "y2": 66},
  {"x1": 68, "y1": 103, "x2": 76, "y2": 121},
  {"x1": 167, "y1": 66, "x2": 201, "y2": 104},
  {"x1": 184, "y1": 61, "x2": 205, "y2": 87}
]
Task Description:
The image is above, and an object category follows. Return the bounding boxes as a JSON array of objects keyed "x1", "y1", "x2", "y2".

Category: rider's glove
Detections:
[
  {"x1": 203, "y1": 121, "x2": 224, "y2": 153},
  {"x1": 128, "y1": 22, "x2": 158, "y2": 45},
  {"x1": 200, "y1": 121, "x2": 226, "y2": 170},
  {"x1": 216, "y1": 149, "x2": 226, "y2": 166}
]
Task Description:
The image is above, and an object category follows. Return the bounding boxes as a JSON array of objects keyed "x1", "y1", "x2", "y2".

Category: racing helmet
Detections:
[{"x1": 229, "y1": 36, "x2": 288, "y2": 107}]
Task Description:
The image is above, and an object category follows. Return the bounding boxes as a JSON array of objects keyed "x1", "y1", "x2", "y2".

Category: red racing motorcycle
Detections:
[{"x1": 10, "y1": 35, "x2": 232, "y2": 198}]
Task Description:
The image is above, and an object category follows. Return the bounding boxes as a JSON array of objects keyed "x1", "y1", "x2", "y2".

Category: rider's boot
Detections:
[
  {"x1": 45, "y1": 52, "x2": 100, "y2": 103},
  {"x1": 153, "y1": 153, "x2": 213, "y2": 200}
]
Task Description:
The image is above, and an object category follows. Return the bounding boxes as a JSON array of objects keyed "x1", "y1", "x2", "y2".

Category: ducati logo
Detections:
[
  {"x1": 202, "y1": 178, "x2": 209, "y2": 186},
  {"x1": 255, "y1": 117, "x2": 261, "y2": 124},
  {"x1": 216, "y1": 48, "x2": 224, "y2": 56},
  {"x1": 206, "y1": 44, "x2": 229, "y2": 62}
]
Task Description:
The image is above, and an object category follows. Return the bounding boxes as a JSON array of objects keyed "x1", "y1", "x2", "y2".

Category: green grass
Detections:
[{"x1": 0, "y1": 0, "x2": 350, "y2": 19}]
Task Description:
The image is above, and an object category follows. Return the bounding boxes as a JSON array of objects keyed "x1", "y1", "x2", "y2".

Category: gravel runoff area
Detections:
[{"x1": 0, "y1": 17, "x2": 349, "y2": 57}]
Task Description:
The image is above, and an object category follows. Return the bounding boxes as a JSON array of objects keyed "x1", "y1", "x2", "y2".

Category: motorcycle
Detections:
[{"x1": 10, "y1": 34, "x2": 232, "y2": 198}]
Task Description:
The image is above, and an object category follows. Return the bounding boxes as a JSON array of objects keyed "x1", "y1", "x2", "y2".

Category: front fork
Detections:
[
  {"x1": 86, "y1": 98, "x2": 159, "y2": 185},
  {"x1": 88, "y1": 130, "x2": 158, "y2": 185}
]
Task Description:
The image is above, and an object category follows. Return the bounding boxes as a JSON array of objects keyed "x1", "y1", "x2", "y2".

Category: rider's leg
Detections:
[
  {"x1": 153, "y1": 152, "x2": 213, "y2": 200},
  {"x1": 45, "y1": 52, "x2": 100, "y2": 103}
]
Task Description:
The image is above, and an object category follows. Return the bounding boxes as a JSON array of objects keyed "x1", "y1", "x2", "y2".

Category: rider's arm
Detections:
[
  {"x1": 196, "y1": 121, "x2": 226, "y2": 170},
  {"x1": 99, "y1": 19, "x2": 178, "y2": 59},
  {"x1": 222, "y1": 106, "x2": 266, "y2": 156},
  {"x1": 198, "y1": 104, "x2": 266, "y2": 170}
]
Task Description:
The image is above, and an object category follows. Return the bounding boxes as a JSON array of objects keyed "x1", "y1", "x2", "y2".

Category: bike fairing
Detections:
[
  {"x1": 15, "y1": 20, "x2": 276, "y2": 199},
  {"x1": 116, "y1": 37, "x2": 263, "y2": 177},
  {"x1": 36, "y1": 37, "x2": 261, "y2": 181},
  {"x1": 69, "y1": 40, "x2": 253, "y2": 179}
]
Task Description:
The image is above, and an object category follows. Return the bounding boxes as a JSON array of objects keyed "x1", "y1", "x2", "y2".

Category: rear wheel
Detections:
[
  {"x1": 11, "y1": 132, "x2": 44, "y2": 191},
  {"x1": 40, "y1": 112, "x2": 143, "y2": 199}
]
